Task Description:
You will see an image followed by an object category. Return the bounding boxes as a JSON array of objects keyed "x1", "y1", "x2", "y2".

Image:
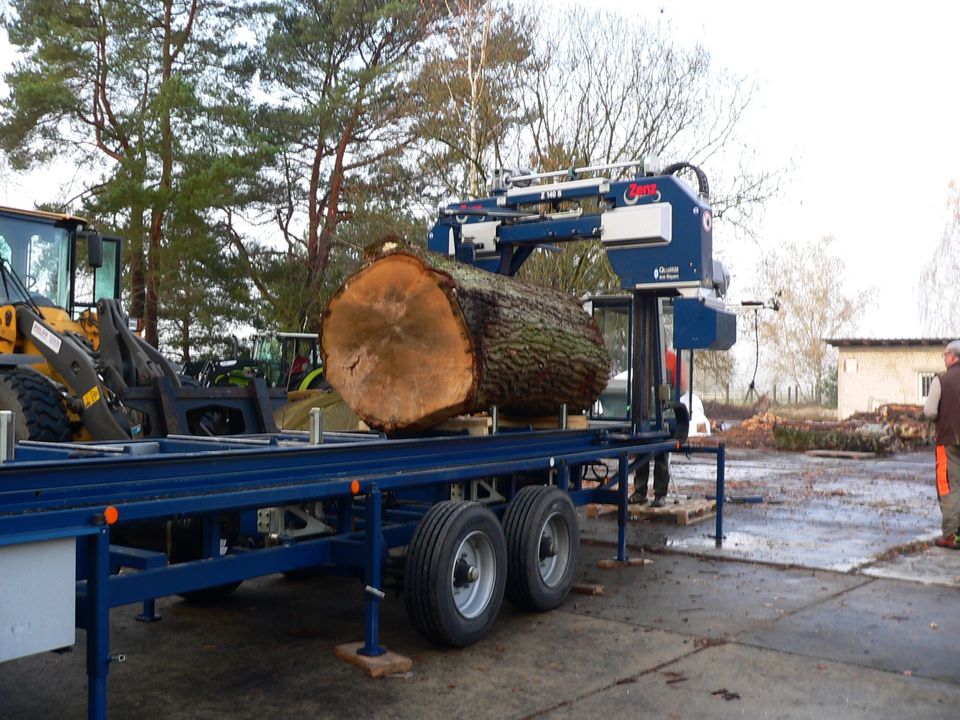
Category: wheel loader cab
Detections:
[
  {"x1": 0, "y1": 207, "x2": 122, "y2": 324},
  {"x1": 0, "y1": 207, "x2": 135, "y2": 441}
]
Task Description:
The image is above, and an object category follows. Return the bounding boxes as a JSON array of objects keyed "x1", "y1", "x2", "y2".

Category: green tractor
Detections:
[{"x1": 198, "y1": 332, "x2": 329, "y2": 392}]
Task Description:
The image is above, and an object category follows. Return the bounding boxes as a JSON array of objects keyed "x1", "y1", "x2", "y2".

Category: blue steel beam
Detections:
[{"x1": 0, "y1": 430, "x2": 667, "y2": 516}]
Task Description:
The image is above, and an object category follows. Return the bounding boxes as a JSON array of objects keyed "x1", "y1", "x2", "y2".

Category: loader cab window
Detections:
[
  {"x1": 0, "y1": 215, "x2": 71, "y2": 309},
  {"x1": 72, "y1": 235, "x2": 120, "y2": 316}
]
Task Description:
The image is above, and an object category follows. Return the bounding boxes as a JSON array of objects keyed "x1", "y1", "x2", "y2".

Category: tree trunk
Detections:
[{"x1": 321, "y1": 243, "x2": 610, "y2": 434}]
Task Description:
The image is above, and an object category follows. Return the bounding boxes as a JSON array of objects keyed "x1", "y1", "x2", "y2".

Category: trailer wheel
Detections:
[
  {"x1": 404, "y1": 501, "x2": 506, "y2": 646},
  {"x1": 503, "y1": 486, "x2": 579, "y2": 611},
  {"x1": 0, "y1": 367, "x2": 71, "y2": 442}
]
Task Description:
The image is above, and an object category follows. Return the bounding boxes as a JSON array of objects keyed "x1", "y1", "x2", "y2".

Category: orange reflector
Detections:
[
  {"x1": 350, "y1": 480, "x2": 361, "y2": 495},
  {"x1": 676, "y1": 442, "x2": 681, "y2": 450},
  {"x1": 103, "y1": 506, "x2": 119, "y2": 525}
]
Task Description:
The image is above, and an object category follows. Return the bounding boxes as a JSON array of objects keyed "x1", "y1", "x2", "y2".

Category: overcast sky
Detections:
[
  {"x1": 635, "y1": 0, "x2": 959, "y2": 338},
  {"x1": 2, "y1": 1, "x2": 956, "y2": 340}
]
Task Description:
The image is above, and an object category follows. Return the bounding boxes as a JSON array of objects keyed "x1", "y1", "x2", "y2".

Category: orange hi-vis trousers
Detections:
[{"x1": 936, "y1": 445, "x2": 960, "y2": 536}]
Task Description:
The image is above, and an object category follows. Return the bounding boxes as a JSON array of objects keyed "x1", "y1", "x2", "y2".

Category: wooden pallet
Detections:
[
  {"x1": 631, "y1": 498, "x2": 716, "y2": 526},
  {"x1": 585, "y1": 478, "x2": 634, "y2": 518},
  {"x1": 588, "y1": 498, "x2": 716, "y2": 526}
]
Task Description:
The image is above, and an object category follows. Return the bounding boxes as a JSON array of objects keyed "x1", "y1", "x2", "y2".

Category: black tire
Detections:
[
  {"x1": 503, "y1": 486, "x2": 579, "y2": 612},
  {"x1": 0, "y1": 367, "x2": 71, "y2": 441},
  {"x1": 404, "y1": 501, "x2": 507, "y2": 647},
  {"x1": 306, "y1": 375, "x2": 331, "y2": 391}
]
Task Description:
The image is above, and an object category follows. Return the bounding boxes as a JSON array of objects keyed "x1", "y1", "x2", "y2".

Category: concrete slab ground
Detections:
[
  {"x1": 545, "y1": 643, "x2": 960, "y2": 720},
  {"x1": 584, "y1": 447, "x2": 960, "y2": 576},
  {"x1": 3, "y1": 448, "x2": 960, "y2": 719}
]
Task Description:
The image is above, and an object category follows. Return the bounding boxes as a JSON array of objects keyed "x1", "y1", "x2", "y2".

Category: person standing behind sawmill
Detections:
[
  {"x1": 630, "y1": 349, "x2": 686, "y2": 508},
  {"x1": 923, "y1": 340, "x2": 960, "y2": 549}
]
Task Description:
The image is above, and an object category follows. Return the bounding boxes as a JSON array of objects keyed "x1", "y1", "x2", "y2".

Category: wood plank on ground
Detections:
[
  {"x1": 588, "y1": 498, "x2": 717, "y2": 526},
  {"x1": 805, "y1": 449, "x2": 877, "y2": 460}
]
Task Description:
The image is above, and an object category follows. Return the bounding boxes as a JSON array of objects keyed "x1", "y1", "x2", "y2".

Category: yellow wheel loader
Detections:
[{"x1": 0, "y1": 206, "x2": 285, "y2": 441}]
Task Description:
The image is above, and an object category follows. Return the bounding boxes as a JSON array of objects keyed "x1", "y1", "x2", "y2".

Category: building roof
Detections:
[{"x1": 825, "y1": 338, "x2": 952, "y2": 348}]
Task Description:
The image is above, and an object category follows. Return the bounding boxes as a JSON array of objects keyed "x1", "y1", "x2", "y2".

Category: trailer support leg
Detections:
[
  {"x1": 558, "y1": 462, "x2": 570, "y2": 492},
  {"x1": 201, "y1": 514, "x2": 221, "y2": 558},
  {"x1": 715, "y1": 445, "x2": 725, "y2": 548},
  {"x1": 359, "y1": 484, "x2": 385, "y2": 658},
  {"x1": 86, "y1": 527, "x2": 110, "y2": 720},
  {"x1": 136, "y1": 599, "x2": 160, "y2": 623},
  {"x1": 617, "y1": 453, "x2": 629, "y2": 561}
]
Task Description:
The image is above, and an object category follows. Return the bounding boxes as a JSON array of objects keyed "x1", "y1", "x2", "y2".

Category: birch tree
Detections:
[
  {"x1": 756, "y1": 236, "x2": 873, "y2": 403},
  {"x1": 919, "y1": 181, "x2": 960, "y2": 336}
]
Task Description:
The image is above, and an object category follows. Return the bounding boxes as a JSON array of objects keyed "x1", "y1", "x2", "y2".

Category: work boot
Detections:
[
  {"x1": 628, "y1": 492, "x2": 648, "y2": 505},
  {"x1": 934, "y1": 533, "x2": 960, "y2": 549},
  {"x1": 650, "y1": 496, "x2": 666, "y2": 508}
]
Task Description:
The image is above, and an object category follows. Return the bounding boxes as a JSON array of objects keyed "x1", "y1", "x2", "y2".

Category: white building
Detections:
[{"x1": 826, "y1": 338, "x2": 949, "y2": 419}]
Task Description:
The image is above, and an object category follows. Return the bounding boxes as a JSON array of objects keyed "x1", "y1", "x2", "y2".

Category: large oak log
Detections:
[{"x1": 321, "y1": 242, "x2": 610, "y2": 434}]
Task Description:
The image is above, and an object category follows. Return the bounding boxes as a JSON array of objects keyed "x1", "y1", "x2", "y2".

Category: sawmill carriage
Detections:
[{"x1": 0, "y1": 158, "x2": 735, "y2": 719}]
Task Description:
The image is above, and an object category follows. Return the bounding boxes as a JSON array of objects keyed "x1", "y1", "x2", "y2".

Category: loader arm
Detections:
[
  {"x1": 95, "y1": 298, "x2": 181, "y2": 392},
  {"x1": 15, "y1": 305, "x2": 132, "y2": 440}
]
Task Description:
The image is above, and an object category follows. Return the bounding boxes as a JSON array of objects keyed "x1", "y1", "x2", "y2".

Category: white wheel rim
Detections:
[
  {"x1": 451, "y1": 530, "x2": 497, "y2": 619},
  {"x1": 538, "y1": 511, "x2": 571, "y2": 588}
]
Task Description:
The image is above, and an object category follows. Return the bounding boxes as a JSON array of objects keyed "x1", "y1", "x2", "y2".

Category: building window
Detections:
[
  {"x1": 844, "y1": 357, "x2": 858, "y2": 372},
  {"x1": 919, "y1": 372, "x2": 936, "y2": 402}
]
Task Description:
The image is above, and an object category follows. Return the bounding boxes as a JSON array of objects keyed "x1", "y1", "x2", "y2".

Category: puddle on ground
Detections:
[{"x1": 667, "y1": 531, "x2": 873, "y2": 572}]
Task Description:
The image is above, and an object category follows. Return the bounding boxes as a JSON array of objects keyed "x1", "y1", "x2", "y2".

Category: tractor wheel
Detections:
[
  {"x1": 404, "y1": 501, "x2": 506, "y2": 647},
  {"x1": 503, "y1": 486, "x2": 579, "y2": 612},
  {"x1": 0, "y1": 367, "x2": 71, "y2": 442},
  {"x1": 305, "y1": 374, "x2": 331, "y2": 391}
]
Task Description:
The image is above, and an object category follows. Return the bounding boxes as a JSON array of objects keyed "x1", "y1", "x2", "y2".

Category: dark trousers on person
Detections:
[{"x1": 631, "y1": 453, "x2": 669, "y2": 503}]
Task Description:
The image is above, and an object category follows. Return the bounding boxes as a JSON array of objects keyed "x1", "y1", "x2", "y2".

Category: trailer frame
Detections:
[{"x1": 0, "y1": 427, "x2": 725, "y2": 720}]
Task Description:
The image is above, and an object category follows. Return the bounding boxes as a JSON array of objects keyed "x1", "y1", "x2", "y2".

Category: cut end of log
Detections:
[{"x1": 322, "y1": 253, "x2": 476, "y2": 433}]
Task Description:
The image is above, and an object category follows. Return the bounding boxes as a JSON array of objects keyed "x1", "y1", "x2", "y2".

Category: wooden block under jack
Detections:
[
  {"x1": 571, "y1": 582, "x2": 605, "y2": 595},
  {"x1": 597, "y1": 557, "x2": 653, "y2": 569},
  {"x1": 334, "y1": 642, "x2": 413, "y2": 678}
]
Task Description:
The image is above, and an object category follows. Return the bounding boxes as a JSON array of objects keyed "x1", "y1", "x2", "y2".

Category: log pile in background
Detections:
[
  {"x1": 321, "y1": 241, "x2": 611, "y2": 434},
  {"x1": 712, "y1": 404, "x2": 931, "y2": 453}
]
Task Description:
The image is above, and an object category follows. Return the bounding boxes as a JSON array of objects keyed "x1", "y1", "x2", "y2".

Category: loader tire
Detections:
[{"x1": 0, "y1": 367, "x2": 71, "y2": 442}]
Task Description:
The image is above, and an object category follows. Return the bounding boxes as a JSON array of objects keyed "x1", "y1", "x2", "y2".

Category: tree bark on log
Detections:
[{"x1": 321, "y1": 242, "x2": 611, "y2": 434}]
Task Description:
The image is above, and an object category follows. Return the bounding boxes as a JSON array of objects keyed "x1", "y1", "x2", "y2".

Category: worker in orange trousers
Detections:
[{"x1": 923, "y1": 340, "x2": 960, "y2": 549}]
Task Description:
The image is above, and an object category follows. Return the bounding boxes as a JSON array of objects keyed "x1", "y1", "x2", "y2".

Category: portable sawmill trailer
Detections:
[{"x1": 0, "y1": 158, "x2": 736, "y2": 720}]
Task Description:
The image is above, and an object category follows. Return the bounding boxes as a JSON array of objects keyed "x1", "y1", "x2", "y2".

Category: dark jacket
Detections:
[{"x1": 936, "y1": 363, "x2": 960, "y2": 446}]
